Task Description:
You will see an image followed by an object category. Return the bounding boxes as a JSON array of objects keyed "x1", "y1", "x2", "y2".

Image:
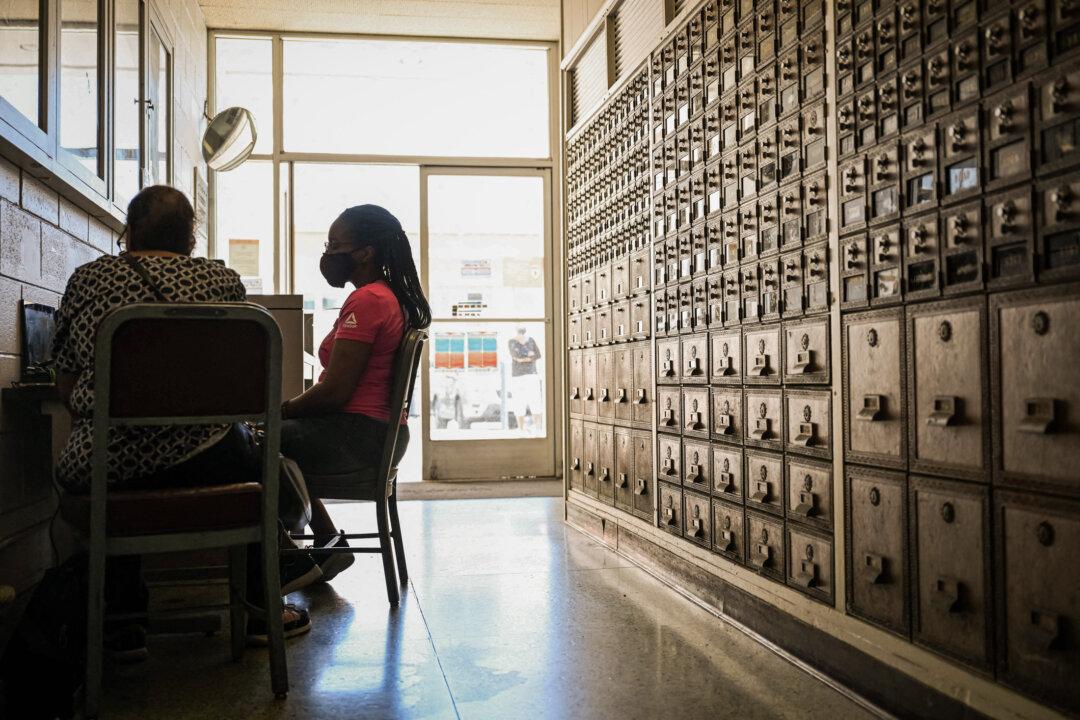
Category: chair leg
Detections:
[
  {"x1": 375, "y1": 498, "x2": 400, "y2": 607},
  {"x1": 228, "y1": 545, "x2": 247, "y2": 662},
  {"x1": 261, "y1": 531, "x2": 289, "y2": 697},
  {"x1": 84, "y1": 549, "x2": 107, "y2": 719},
  {"x1": 388, "y1": 493, "x2": 408, "y2": 584}
]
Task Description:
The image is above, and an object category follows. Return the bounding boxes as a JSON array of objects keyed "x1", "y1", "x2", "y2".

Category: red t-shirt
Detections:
[{"x1": 318, "y1": 280, "x2": 406, "y2": 423}]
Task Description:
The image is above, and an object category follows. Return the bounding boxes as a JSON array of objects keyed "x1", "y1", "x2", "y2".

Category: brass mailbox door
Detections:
[
  {"x1": 583, "y1": 348, "x2": 598, "y2": 420},
  {"x1": 783, "y1": 317, "x2": 830, "y2": 385},
  {"x1": 786, "y1": 526, "x2": 835, "y2": 605},
  {"x1": 712, "y1": 444, "x2": 744, "y2": 502},
  {"x1": 840, "y1": 233, "x2": 870, "y2": 310},
  {"x1": 683, "y1": 490, "x2": 713, "y2": 547},
  {"x1": 630, "y1": 248, "x2": 651, "y2": 295},
  {"x1": 613, "y1": 428, "x2": 635, "y2": 512},
  {"x1": 659, "y1": 481, "x2": 683, "y2": 535},
  {"x1": 656, "y1": 337, "x2": 681, "y2": 384},
  {"x1": 614, "y1": 346, "x2": 634, "y2": 423},
  {"x1": 940, "y1": 201, "x2": 983, "y2": 295},
  {"x1": 907, "y1": 297, "x2": 988, "y2": 480},
  {"x1": 569, "y1": 420, "x2": 584, "y2": 493},
  {"x1": 786, "y1": 456, "x2": 832, "y2": 532},
  {"x1": 711, "y1": 386, "x2": 744, "y2": 445},
  {"x1": 597, "y1": 426, "x2": 615, "y2": 503},
  {"x1": 683, "y1": 440, "x2": 711, "y2": 492},
  {"x1": 632, "y1": 431, "x2": 654, "y2": 519},
  {"x1": 632, "y1": 342, "x2": 653, "y2": 428},
  {"x1": 994, "y1": 490, "x2": 1080, "y2": 711},
  {"x1": 582, "y1": 422, "x2": 599, "y2": 498},
  {"x1": 657, "y1": 434, "x2": 682, "y2": 485},
  {"x1": 713, "y1": 498, "x2": 746, "y2": 563},
  {"x1": 846, "y1": 468, "x2": 910, "y2": 637},
  {"x1": 746, "y1": 510, "x2": 786, "y2": 582},
  {"x1": 612, "y1": 256, "x2": 631, "y2": 302},
  {"x1": 631, "y1": 295, "x2": 652, "y2": 340},
  {"x1": 991, "y1": 283, "x2": 1080, "y2": 493},
  {"x1": 596, "y1": 349, "x2": 615, "y2": 421},
  {"x1": 681, "y1": 333, "x2": 709, "y2": 384},
  {"x1": 784, "y1": 389, "x2": 832, "y2": 459},
  {"x1": 745, "y1": 388, "x2": 784, "y2": 451},
  {"x1": 657, "y1": 386, "x2": 682, "y2": 433},
  {"x1": 910, "y1": 476, "x2": 992, "y2": 670},
  {"x1": 843, "y1": 308, "x2": 907, "y2": 469},
  {"x1": 743, "y1": 324, "x2": 782, "y2": 384},
  {"x1": 709, "y1": 328, "x2": 743, "y2": 384},
  {"x1": 986, "y1": 186, "x2": 1036, "y2": 290},
  {"x1": 569, "y1": 349, "x2": 583, "y2": 417},
  {"x1": 595, "y1": 262, "x2": 613, "y2": 307},
  {"x1": 745, "y1": 449, "x2": 784, "y2": 516},
  {"x1": 683, "y1": 387, "x2": 711, "y2": 438}
]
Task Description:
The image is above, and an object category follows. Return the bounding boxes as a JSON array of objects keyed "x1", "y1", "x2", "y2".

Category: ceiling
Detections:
[{"x1": 197, "y1": 0, "x2": 561, "y2": 42}]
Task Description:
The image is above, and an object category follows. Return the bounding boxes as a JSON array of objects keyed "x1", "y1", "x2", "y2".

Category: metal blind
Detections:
[
  {"x1": 571, "y1": 31, "x2": 608, "y2": 127},
  {"x1": 610, "y1": 0, "x2": 664, "y2": 80}
]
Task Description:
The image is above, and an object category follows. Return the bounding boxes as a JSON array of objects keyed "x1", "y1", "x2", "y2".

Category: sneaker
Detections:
[
  {"x1": 104, "y1": 624, "x2": 149, "y2": 664},
  {"x1": 312, "y1": 535, "x2": 355, "y2": 584},
  {"x1": 247, "y1": 603, "x2": 311, "y2": 645},
  {"x1": 280, "y1": 552, "x2": 322, "y2": 595}
]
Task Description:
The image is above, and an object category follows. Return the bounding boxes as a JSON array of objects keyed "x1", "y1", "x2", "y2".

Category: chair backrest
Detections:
[
  {"x1": 90, "y1": 303, "x2": 283, "y2": 505},
  {"x1": 376, "y1": 327, "x2": 427, "y2": 496}
]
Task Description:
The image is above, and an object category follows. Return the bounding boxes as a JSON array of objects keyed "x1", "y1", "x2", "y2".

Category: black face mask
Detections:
[{"x1": 319, "y1": 251, "x2": 355, "y2": 288}]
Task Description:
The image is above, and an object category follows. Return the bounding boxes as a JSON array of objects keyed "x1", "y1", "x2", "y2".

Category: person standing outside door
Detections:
[{"x1": 508, "y1": 327, "x2": 543, "y2": 434}]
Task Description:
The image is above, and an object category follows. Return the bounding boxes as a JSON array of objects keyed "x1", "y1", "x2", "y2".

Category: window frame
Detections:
[{"x1": 0, "y1": 0, "x2": 174, "y2": 220}]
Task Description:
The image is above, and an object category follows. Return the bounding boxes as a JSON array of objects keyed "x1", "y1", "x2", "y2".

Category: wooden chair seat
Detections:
[{"x1": 61, "y1": 482, "x2": 263, "y2": 537}]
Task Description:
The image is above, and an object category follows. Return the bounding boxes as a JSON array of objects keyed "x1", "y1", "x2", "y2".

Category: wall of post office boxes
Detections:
[{"x1": 565, "y1": 0, "x2": 1080, "y2": 714}]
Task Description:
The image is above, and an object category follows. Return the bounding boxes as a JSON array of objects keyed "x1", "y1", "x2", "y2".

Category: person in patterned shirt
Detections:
[{"x1": 51, "y1": 185, "x2": 315, "y2": 655}]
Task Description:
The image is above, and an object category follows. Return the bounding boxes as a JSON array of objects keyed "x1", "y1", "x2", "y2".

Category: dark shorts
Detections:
[{"x1": 280, "y1": 413, "x2": 409, "y2": 476}]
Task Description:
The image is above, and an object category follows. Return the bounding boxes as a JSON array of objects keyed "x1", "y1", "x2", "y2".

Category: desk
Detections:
[{"x1": 2, "y1": 385, "x2": 70, "y2": 467}]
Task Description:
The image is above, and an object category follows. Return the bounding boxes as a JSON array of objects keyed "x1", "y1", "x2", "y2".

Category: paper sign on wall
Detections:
[{"x1": 229, "y1": 238, "x2": 260, "y2": 277}]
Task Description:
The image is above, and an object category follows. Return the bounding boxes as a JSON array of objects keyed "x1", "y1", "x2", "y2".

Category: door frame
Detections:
[{"x1": 419, "y1": 165, "x2": 558, "y2": 481}]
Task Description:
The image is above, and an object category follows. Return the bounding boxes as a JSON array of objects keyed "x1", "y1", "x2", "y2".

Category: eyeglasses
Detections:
[{"x1": 323, "y1": 240, "x2": 359, "y2": 254}]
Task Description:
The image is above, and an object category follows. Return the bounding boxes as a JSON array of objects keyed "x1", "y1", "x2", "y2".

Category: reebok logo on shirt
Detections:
[{"x1": 342, "y1": 312, "x2": 359, "y2": 329}]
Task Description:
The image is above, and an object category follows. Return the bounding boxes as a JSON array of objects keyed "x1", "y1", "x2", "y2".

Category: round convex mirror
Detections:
[{"x1": 201, "y1": 107, "x2": 257, "y2": 172}]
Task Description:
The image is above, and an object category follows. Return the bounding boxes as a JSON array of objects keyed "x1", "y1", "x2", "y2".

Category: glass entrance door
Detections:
[{"x1": 420, "y1": 168, "x2": 555, "y2": 480}]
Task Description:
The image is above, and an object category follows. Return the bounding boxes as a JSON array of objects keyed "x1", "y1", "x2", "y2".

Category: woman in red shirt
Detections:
[{"x1": 280, "y1": 205, "x2": 430, "y2": 582}]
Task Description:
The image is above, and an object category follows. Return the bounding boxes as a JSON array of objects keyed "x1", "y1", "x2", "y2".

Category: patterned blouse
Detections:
[{"x1": 52, "y1": 255, "x2": 247, "y2": 492}]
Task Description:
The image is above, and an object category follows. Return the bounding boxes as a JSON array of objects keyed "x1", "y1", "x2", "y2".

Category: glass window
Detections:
[
  {"x1": 60, "y1": 0, "x2": 99, "y2": 174},
  {"x1": 426, "y1": 175, "x2": 545, "y2": 319},
  {"x1": 114, "y1": 0, "x2": 140, "y2": 203},
  {"x1": 292, "y1": 163, "x2": 420, "y2": 343},
  {"x1": 429, "y1": 321, "x2": 547, "y2": 439},
  {"x1": 0, "y1": 0, "x2": 42, "y2": 125},
  {"x1": 214, "y1": 36, "x2": 272, "y2": 156},
  {"x1": 283, "y1": 39, "x2": 549, "y2": 157},
  {"x1": 146, "y1": 24, "x2": 169, "y2": 186},
  {"x1": 215, "y1": 160, "x2": 274, "y2": 293}
]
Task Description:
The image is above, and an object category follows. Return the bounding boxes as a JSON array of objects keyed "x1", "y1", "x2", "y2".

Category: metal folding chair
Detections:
[
  {"x1": 61, "y1": 303, "x2": 288, "y2": 717},
  {"x1": 287, "y1": 328, "x2": 427, "y2": 607}
]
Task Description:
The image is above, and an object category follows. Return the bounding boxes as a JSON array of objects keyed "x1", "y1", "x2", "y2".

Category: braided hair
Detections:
[{"x1": 336, "y1": 205, "x2": 432, "y2": 329}]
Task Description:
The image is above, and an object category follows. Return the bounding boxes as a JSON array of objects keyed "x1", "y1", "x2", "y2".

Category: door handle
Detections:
[
  {"x1": 794, "y1": 490, "x2": 817, "y2": 517},
  {"x1": 751, "y1": 542, "x2": 772, "y2": 569},
  {"x1": 1019, "y1": 398, "x2": 1056, "y2": 434},
  {"x1": 1023, "y1": 608, "x2": 1064, "y2": 654},
  {"x1": 927, "y1": 395, "x2": 960, "y2": 427},
  {"x1": 795, "y1": 559, "x2": 818, "y2": 588},
  {"x1": 635, "y1": 388, "x2": 648, "y2": 404},
  {"x1": 615, "y1": 388, "x2": 628, "y2": 403},
  {"x1": 634, "y1": 478, "x2": 648, "y2": 496},
  {"x1": 616, "y1": 472, "x2": 628, "y2": 488},
  {"x1": 718, "y1": 529, "x2": 735, "y2": 551},
  {"x1": 864, "y1": 553, "x2": 886, "y2": 584},
  {"x1": 857, "y1": 394, "x2": 885, "y2": 421},
  {"x1": 931, "y1": 576, "x2": 964, "y2": 614}
]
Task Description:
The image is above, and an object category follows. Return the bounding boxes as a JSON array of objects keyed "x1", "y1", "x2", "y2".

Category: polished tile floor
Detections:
[{"x1": 104, "y1": 497, "x2": 881, "y2": 720}]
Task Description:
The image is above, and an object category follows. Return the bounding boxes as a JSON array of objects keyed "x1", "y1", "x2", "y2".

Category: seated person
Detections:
[
  {"x1": 52, "y1": 185, "x2": 315, "y2": 656},
  {"x1": 280, "y1": 205, "x2": 431, "y2": 582}
]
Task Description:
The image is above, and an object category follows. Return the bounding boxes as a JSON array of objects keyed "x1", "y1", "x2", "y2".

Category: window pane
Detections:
[
  {"x1": 426, "y1": 175, "x2": 545, "y2": 319},
  {"x1": 0, "y1": 0, "x2": 41, "y2": 125},
  {"x1": 215, "y1": 37, "x2": 272, "y2": 155},
  {"x1": 60, "y1": 0, "x2": 99, "y2": 174},
  {"x1": 293, "y1": 163, "x2": 419, "y2": 344},
  {"x1": 147, "y1": 25, "x2": 169, "y2": 185},
  {"x1": 114, "y1": 0, "x2": 140, "y2": 203},
  {"x1": 215, "y1": 160, "x2": 274, "y2": 293},
  {"x1": 283, "y1": 39, "x2": 549, "y2": 157},
  {"x1": 430, "y1": 321, "x2": 547, "y2": 440}
]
